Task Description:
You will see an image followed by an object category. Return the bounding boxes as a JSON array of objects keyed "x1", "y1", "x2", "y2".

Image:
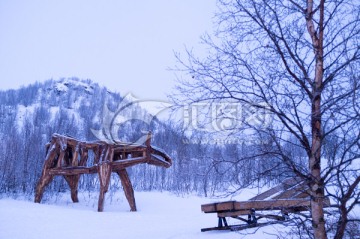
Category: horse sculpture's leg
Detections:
[
  {"x1": 116, "y1": 169, "x2": 137, "y2": 211},
  {"x1": 64, "y1": 175, "x2": 80, "y2": 203},
  {"x1": 97, "y1": 162, "x2": 112, "y2": 212},
  {"x1": 34, "y1": 173, "x2": 54, "y2": 203},
  {"x1": 35, "y1": 143, "x2": 58, "y2": 203}
]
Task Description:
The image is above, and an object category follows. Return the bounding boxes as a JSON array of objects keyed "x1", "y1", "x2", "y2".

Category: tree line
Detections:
[{"x1": 0, "y1": 78, "x2": 285, "y2": 199}]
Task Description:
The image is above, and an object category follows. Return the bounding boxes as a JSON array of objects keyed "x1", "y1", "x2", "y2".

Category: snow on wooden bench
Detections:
[
  {"x1": 201, "y1": 177, "x2": 330, "y2": 232},
  {"x1": 34, "y1": 132, "x2": 172, "y2": 212}
]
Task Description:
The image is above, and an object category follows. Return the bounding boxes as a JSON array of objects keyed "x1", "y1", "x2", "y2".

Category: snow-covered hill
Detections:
[
  {"x1": 0, "y1": 78, "x2": 182, "y2": 194},
  {"x1": 0, "y1": 78, "x2": 259, "y2": 197}
]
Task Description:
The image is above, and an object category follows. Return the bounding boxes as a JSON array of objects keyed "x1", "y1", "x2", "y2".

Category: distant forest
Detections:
[{"x1": 0, "y1": 78, "x2": 296, "y2": 198}]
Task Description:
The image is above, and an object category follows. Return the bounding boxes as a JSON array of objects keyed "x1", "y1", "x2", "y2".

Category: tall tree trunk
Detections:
[{"x1": 306, "y1": 0, "x2": 327, "y2": 238}]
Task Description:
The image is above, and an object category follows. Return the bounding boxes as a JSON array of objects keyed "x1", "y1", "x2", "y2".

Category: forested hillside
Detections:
[{"x1": 0, "y1": 78, "x2": 287, "y2": 198}]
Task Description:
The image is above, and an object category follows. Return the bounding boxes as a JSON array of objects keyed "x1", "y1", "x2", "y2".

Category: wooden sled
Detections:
[{"x1": 201, "y1": 178, "x2": 330, "y2": 232}]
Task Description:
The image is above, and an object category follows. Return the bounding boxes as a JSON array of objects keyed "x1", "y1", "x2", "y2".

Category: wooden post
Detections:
[
  {"x1": 34, "y1": 174, "x2": 54, "y2": 203},
  {"x1": 64, "y1": 175, "x2": 80, "y2": 202},
  {"x1": 97, "y1": 145, "x2": 113, "y2": 212},
  {"x1": 34, "y1": 143, "x2": 58, "y2": 203},
  {"x1": 145, "y1": 131, "x2": 152, "y2": 162},
  {"x1": 79, "y1": 147, "x2": 88, "y2": 166},
  {"x1": 71, "y1": 143, "x2": 80, "y2": 166},
  {"x1": 98, "y1": 162, "x2": 111, "y2": 212},
  {"x1": 117, "y1": 169, "x2": 137, "y2": 211}
]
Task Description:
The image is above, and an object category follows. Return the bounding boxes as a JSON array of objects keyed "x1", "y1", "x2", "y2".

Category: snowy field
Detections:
[{"x1": 0, "y1": 190, "x2": 293, "y2": 239}]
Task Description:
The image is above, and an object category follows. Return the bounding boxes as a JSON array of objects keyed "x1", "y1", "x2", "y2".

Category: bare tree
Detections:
[{"x1": 173, "y1": 0, "x2": 360, "y2": 238}]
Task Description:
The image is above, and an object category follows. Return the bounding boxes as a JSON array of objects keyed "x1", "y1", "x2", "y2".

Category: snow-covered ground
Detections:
[{"x1": 0, "y1": 191, "x2": 291, "y2": 239}]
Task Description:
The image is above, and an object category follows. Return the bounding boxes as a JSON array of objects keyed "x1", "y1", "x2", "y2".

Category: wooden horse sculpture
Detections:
[{"x1": 35, "y1": 132, "x2": 172, "y2": 212}]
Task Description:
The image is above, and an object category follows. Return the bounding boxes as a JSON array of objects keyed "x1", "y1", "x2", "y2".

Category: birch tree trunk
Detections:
[{"x1": 306, "y1": 1, "x2": 327, "y2": 238}]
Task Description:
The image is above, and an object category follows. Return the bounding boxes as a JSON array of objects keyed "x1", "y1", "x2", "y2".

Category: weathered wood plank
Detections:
[
  {"x1": 201, "y1": 201, "x2": 237, "y2": 213},
  {"x1": 217, "y1": 210, "x2": 252, "y2": 217},
  {"x1": 272, "y1": 182, "x2": 308, "y2": 200},
  {"x1": 111, "y1": 157, "x2": 147, "y2": 170},
  {"x1": 151, "y1": 146, "x2": 172, "y2": 167},
  {"x1": 204, "y1": 197, "x2": 331, "y2": 214},
  {"x1": 202, "y1": 199, "x2": 313, "y2": 213},
  {"x1": 249, "y1": 177, "x2": 302, "y2": 201},
  {"x1": 148, "y1": 154, "x2": 172, "y2": 168},
  {"x1": 49, "y1": 166, "x2": 96, "y2": 175}
]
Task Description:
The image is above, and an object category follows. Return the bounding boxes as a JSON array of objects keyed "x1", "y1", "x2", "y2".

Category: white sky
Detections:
[{"x1": 0, "y1": 0, "x2": 216, "y2": 100}]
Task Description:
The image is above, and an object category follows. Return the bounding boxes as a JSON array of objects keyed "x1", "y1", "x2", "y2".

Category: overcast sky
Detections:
[{"x1": 0, "y1": 0, "x2": 216, "y2": 100}]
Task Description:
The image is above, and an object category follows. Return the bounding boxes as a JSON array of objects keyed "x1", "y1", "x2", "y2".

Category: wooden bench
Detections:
[{"x1": 201, "y1": 178, "x2": 330, "y2": 231}]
